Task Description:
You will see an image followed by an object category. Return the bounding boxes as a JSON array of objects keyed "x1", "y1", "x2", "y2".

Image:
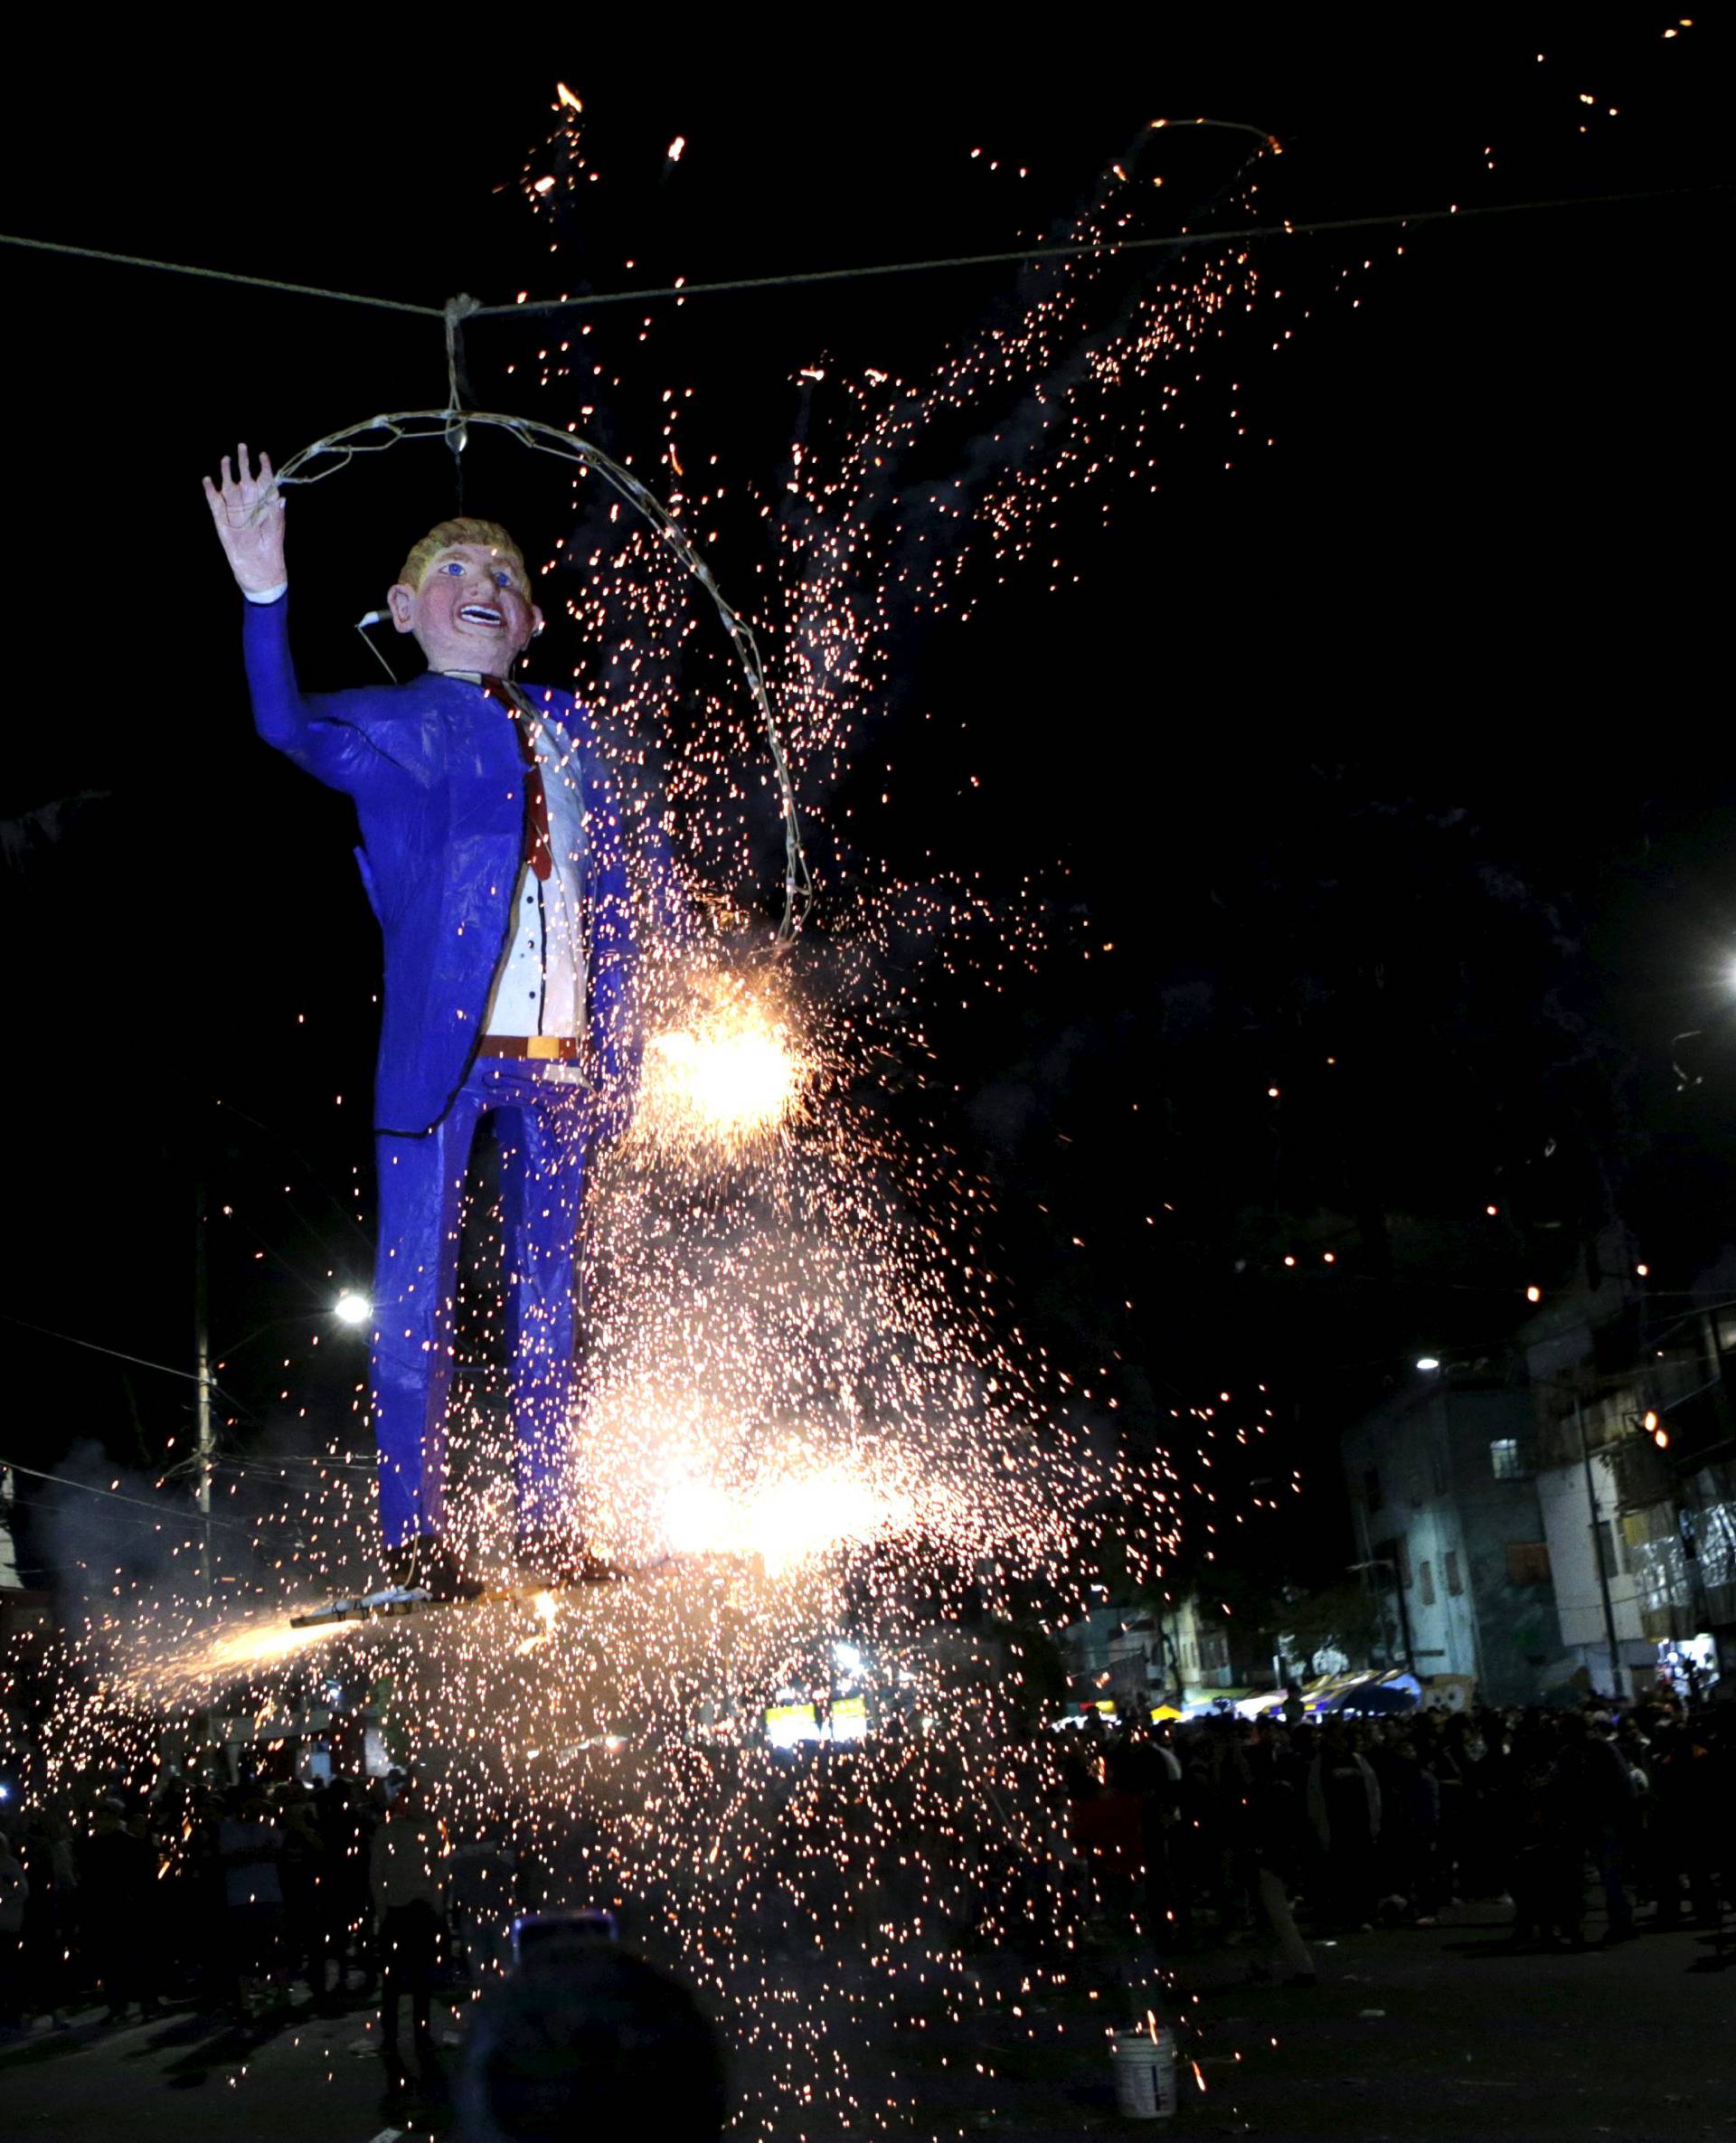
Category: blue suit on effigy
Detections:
[{"x1": 242, "y1": 594, "x2": 643, "y2": 1554}]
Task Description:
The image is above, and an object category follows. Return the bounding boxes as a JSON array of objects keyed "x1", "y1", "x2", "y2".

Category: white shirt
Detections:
[
  {"x1": 241, "y1": 598, "x2": 590, "y2": 1040},
  {"x1": 429, "y1": 671, "x2": 586, "y2": 1041},
  {"x1": 480, "y1": 714, "x2": 588, "y2": 1039}
]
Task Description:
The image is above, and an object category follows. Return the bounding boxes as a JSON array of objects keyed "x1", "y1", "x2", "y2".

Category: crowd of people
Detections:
[
  {"x1": 2, "y1": 1683, "x2": 1730, "y2": 2130},
  {"x1": 0, "y1": 1767, "x2": 521, "y2": 2064},
  {"x1": 1061, "y1": 1686, "x2": 1732, "y2": 1974},
  {"x1": 0, "y1": 1762, "x2": 731, "y2": 2136}
]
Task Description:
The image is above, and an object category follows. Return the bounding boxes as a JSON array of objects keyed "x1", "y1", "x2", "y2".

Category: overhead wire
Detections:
[
  {"x1": 472, "y1": 184, "x2": 1725, "y2": 318},
  {"x1": 0, "y1": 182, "x2": 1720, "y2": 332},
  {"x1": 5, "y1": 176, "x2": 1712, "y2": 946},
  {"x1": 0, "y1": 229, "x2": 440, "y2": 316},
  {"x1": 211, "y1": 1096, "x2": 375, "y2": 1251},
  {"x1": 0, "y1": 1453, "x2": 253, "y2": 1533},
  {"x1": 0, "y1": 1308, "x2": 246, "y2": 1412}
]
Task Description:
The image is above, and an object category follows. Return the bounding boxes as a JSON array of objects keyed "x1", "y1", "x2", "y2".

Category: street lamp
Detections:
[{"x1": 188, "y1": 1289, "x2": 373, "y2": 1608}]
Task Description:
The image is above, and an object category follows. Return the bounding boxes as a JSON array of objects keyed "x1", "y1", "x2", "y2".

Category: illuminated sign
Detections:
[{"x1": 765, "y1": 1702, "x2": 821, "y2": 1748}]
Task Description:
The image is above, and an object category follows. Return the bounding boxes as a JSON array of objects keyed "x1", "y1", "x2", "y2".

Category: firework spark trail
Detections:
[
  {"x1": 7, "y1": 99, "x2": 1277, "y2": 2140},
  {"x1": 423, "y1": 109, "x2": 1260, "y2": 2124},
  {"x1": 6, "y1": 35, "x2": 1703, "y2": 2128},
  {"x1": 19, "y1": 945, "x2": 1153, "y2": 2134},
  {"x1": 47, "y1": 1525, "x2": 1099, "y2": 2132},
  {"x1": 24, "y1": 995, "x2": 1138, "y2": 2133},
  {"x1": 514, "y1": 102, "x2": 1274, "y2": 937}
]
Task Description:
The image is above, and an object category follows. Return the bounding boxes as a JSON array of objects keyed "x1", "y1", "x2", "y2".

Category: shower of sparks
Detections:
[
  {"x1": 171, "y1": 1615, "x2": 340, "y2": 1685},
  {"x1": 635, "y1": 968, "x2": 810, "y2": 1159},
  {"x1": 514, "y1": 109, "x2": 1283, "y2": 877},
  {"x1": 0, "y1": 89, "x2": 1373, "y2": 2142}
]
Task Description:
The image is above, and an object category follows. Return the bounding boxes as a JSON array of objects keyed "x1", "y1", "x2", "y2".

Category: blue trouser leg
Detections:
[
  {"x1": 495, "y1": 1072, "x2": 590, "y2": 1540},
  {"x1": 370, "y1": 1058, "x2": 592, "y2": 1553},
  {"x1": 370, "y1": 1082, "x2": 489, "y2": 1551}
]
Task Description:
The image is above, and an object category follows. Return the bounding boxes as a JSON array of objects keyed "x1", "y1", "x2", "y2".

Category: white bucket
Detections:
[{"x1": 1110, "y1": 2025, "x2": 1179, "y2": 2119}]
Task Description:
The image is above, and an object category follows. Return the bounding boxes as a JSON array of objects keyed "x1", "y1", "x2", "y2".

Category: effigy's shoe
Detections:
[
  {"x1": 515, "y1": 1528, "x2": 626, "y2": 1587},
  {"x1": 383, "y1": 1536, "x2": 483, "y2": 1602}
]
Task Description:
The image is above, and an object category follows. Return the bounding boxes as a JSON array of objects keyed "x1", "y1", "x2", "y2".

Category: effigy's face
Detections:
[{"x1": 389, "y1": 543, "x2": 545, "y2": 674}]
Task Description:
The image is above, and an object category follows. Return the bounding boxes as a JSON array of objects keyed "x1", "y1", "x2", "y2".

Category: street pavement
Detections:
[
  {"x1": 1183, "y1": 1905, "x2": 1735, "y2": 2142},
  {"x1": 0, "y1": 1901, "x2": 1728, "y2": 2138}
]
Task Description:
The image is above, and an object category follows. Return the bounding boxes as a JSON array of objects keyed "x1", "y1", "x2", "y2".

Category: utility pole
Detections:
[
  {"x1": 1575, "y1": 1392, "x2": 1623, "y2": 1700},
  {"x1": 194, "y1": 1172, "x2": 215, "y2": 1612}
]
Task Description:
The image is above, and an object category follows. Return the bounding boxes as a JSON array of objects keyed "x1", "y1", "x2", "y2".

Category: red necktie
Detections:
[{"x1": 480, "y1": 675, "x2": 552, "y2": 882}]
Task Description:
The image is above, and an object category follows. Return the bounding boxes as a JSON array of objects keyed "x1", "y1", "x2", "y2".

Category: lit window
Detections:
[{"x1": 1490, "y1": 1438, "x2": 1526, "y2": 1481}]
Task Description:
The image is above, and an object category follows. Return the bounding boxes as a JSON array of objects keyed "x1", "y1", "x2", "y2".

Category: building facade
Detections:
[
  {"x1": 1343, "y1": 1379, "x2": 1561, "y2": 1703},
  {"x1": 1529, "y1": 1386, "x2": 1655, "y2": 1696},
  {"x1": 1061, "y1": 1595, "x2": 1274, "y2": 1714},
  {"x1": 1524, "y1": 1246, "x2": 1736, "y2": 1689}
]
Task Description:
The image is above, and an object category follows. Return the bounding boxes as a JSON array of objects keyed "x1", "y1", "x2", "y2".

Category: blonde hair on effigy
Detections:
[{"x1": 398, "y1": 516, "x2": 529, "y2": 593}]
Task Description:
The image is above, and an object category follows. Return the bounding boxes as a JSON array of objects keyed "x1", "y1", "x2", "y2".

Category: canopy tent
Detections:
[{"x1": 1327, "y1": 1671, "x2": 1422, "y2": 1715}]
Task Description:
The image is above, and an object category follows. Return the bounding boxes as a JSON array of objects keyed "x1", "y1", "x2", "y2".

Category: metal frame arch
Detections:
[{"x1": 275, "y1": 409, "x2": 812, "y2": 945}]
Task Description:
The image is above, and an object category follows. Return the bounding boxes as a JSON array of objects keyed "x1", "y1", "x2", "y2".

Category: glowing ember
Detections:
[
  {"x1": 659, "y1": 1457, "x2": 912, "y2": 1573},
  {"x1": 636, "y1": 978, "x2": 807, "y2": 1155},
  {"x1": 0, "y1": 84, "x2": 1354, "y2": 2143},
  {"x1": 152, "y1": 1615, "x2": 337, "y2": 1687}
]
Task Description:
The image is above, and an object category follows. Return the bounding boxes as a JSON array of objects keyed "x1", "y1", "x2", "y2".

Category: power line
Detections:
[
  {"x1": 0, "y1": 229, "x2": 439, "y2": 316},
  {"x1": 0, "y1": 1309, "x2": 250, "y2": 1416},
  {"x1": 1, "y1": 1453, "x2": 253, "y2": 1533},
  {"x1": 471, "y1": 184, "x2": 1724, "y2": 319},
  {"x1": 211, "y1": 1096, "x2": 373, "y2": 1251},
  {"x1": 0, "y1": 1308, "x2": 207, "y2": 1388},
  {"x1": 0, "y1": 183, "x2": 1719, "y2": 336}
]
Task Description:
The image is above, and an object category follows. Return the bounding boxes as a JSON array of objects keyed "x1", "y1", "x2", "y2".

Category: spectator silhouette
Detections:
[
  {"x1": 458, "y1": 1947, "x2": 727, "y2": 2143},
  {"x1": 372, "y1": 1769, "x2": 448, "y2": 2103}
]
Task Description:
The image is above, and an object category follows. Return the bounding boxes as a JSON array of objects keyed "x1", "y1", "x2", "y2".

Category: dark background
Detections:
[{"x1": 0, "y1": 16, "x2": 1728, "y2": 1600}]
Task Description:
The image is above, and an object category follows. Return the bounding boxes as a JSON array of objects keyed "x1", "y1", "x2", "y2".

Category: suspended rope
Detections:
[
  {"x1": 8, "y1": 167, "x2": 1720, "y2": 946},
  {"x1": 0, "y1": 182, "x2": 1718, "y2": 327},
  {"x1": 0, "y1": 228, "x2": 441, "y2": 316},
  {"x1": 474, "y1": 182, "x2": 1723, "y2": 321},
  {"x1": 275, "y1": 410, "x2": 814, "y2": 944}
]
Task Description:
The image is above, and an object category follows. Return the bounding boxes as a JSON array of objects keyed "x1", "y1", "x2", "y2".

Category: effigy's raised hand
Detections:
[{"x1": 203, "y1": 443, "x2": 288, "y2": 595}]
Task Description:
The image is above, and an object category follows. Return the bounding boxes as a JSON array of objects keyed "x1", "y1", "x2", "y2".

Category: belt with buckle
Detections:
[{"x1": 478, "y1": 1035, "x2": 582, "y2": 1061}]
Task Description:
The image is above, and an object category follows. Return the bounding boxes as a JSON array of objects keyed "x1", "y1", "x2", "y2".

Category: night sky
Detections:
[{"x1": 1, "y1": 18, "x2": 1727, "y2": 1602}]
